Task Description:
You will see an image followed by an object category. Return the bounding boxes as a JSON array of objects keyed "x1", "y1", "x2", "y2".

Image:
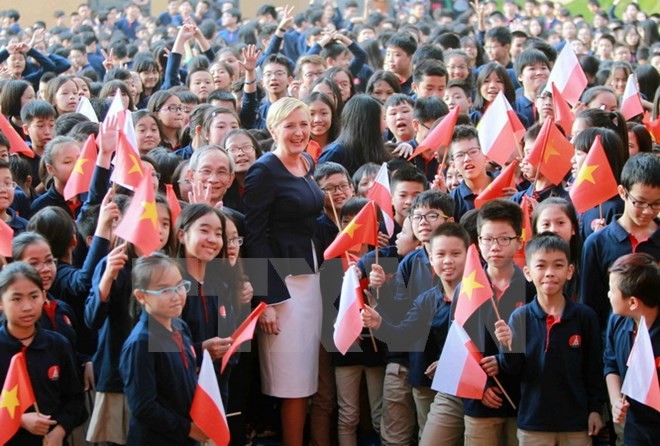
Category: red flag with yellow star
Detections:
[
  {"x1": 0, "y1": 113, "x2": 34, "y2": 158},
  {"x1": 324, "y1": 201, "x2": 379, "y2": 260},
  {"x1": 112, "y1": 131, "x2": 145, "y2": 190},
  {"x1": 551, "y1": 83, "x2": 574, "y2": 137},
  {"x1": 526, "y1": 117, "x2": 573, "y2": 185},
  {"x1": 474, "y1": 159, "x2": 518, "y2": 209},
  {"x1": 569, "y1": 135, "x2": 619, "y2": 214},
  {"x1": 642, "y1": 111, "x2": 660, "y2": 143},
  {"x1": 0, "y1": 351, "x2": 36, "y2": 444},
  {"x1": 63, "y1": 134, "x2": 98, "y2": 201},
  {"x1": 514, "y1": 195, "x2": 533, "y2": 269},
  {"x1": 114, "y1": 167, "x2": 161, "y2": 256},
  {"x1": 165, "y1": 183, "x2": 182, "y2": 225},
  {"x1": 454, "y1": 245, "x2": 493, "y2": 326}
]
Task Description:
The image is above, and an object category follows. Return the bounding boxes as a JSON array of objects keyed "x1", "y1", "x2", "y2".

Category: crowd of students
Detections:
[{"x1": 0, "y1": 0, "x2": 659, "y2": 445}]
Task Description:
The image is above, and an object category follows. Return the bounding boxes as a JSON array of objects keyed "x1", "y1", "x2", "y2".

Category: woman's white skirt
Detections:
[{"x1": 258, "y1": 272, "x2": 322, "y2": 398}]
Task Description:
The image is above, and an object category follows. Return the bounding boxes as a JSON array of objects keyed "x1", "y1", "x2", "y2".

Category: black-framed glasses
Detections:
[
  {"x1": 478, "y1": 236, "x2": 519, "y2": 246},
  {"x1": 452, "y1": 148, "x2": 481, "y2": 161},
  {"x1": 228, "y1": 236, "x2": 244, "y2": 246},
  {"x1": 321, "y1": 183, "x2": 352, "y2": 194},
  {"x1": 409, "y1": 212, "x2": 448, "y2": 224},
  {"x1": 625, "y1": 190, "x2": 660, "y2": 211},
  {"x1": 160, "y1": 105, "x2": 184, "y2": 113},
  {"x1": 226, "y1": 145, "x2": 255, "y2": 155},
  {"x1": 138, "y1": 280, "x2": 191, "y2": 299}
]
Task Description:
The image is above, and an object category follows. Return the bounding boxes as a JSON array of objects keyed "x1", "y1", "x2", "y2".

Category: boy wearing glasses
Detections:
[
  {"x1": 581, "y1": 153, "x2": 660, "y2": 333},
  {"x1": 457, "y1": 199, "x2": 534, "y2": 445},
  {"x1": 449, "y1": 125, "x2": 494, "y2": 220},
  {"x1": 314, "y1": 162, "x2": 356, "y2": 245},
  {"x1": 369, "y1": 190, "x2": 454, "y2": 444}
]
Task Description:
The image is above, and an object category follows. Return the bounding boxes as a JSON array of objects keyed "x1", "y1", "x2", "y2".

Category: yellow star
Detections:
[
  {"x1": 542, "y1": 144, "x2": 559, "y2": 163},
  {"x1": 461, "y1": 270, "x2": 485, "y2": 300},
  {"x1": 0, "y1": 385, "x2": 20, "y2": 418},
  {"x1": 73, "y1": 157, "x2": 89, "y2": 175},
  {"x1": 343, "y1": 221, "x2": 362, "y2": 239},
  {"x1": 128, "y1": 154, "x2": 144, "y2": 176},
  {"x1": 521, "y1": 227, "x2": 529, "y2": 243},
  {"x1": 139, "y1": 200, "x2": 159, "y2": 230},
  {"x1": 575, "y1": 164, "x2": 599, "y2": 186}
]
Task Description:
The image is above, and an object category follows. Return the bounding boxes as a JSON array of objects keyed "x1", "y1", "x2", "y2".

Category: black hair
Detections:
[
  {"x1": 54, "y1": 113, "x2": 89, "y2": 137},
  {"x1": 451, "y1": 124, "x2": 479, "y2": 144},
  {"x1": 579, "y1": 55, "x2": 600, "y2": 79},
  {"x1": 627, "y1": 123, "x2": 653, "y2": 154},
  {"x1": 413, "y1": 60, "x2": 448, "y2": 86},
  {"x1": 132, "y1": 252, "x2": 183, "y2": 293},
  {"x1": 339, "y1": 197, "x2": 372, "y2": 221},
  {"x1": 390, "y1": 165, "x2": 428, "y2": 191},
  {"x1": 412, "y1": 44, "x2": 444, "y2": 66},
  {"x1": 20, "y1": 100, "x2": 56, "y2": 124},
  {"x1": 386, "y1": 32, "x2": 417, "y2": 56},
  {"x1": 459, "y1": 208, "x2": 479, "y2": 246},
  {"x1": 0, "y1": 262, "x2": 43, "y2": 298},
  {"x1": 11, "y1": 231, "x2": 51, "y2": 261},
  {"x1": 68, "y1": 121, "x2": 99, "y2": 141},
  {"x1": 477, "y1": 199, "x2": 523, "y2": 236},
  {"x1": 366, "y1": 70, "x2": 401, "y2": 99},
  {"x1": 314, "y1": 161, "x2": 351, "y2": 184},
  {"x1": 621, "y1": 153, "x2": 660, "y2": 190},
  {"x1": 320, "y1": 42, "x2": 350, "y2": 62},
  {"x1": 575, "y1": 108, "x2": 629, "y2": 162},
  {"x1": 572, "y1": 128, "x2": 626, "y2": 183},
  {"x1": 302, "y1": 91, "x2": 340, "y2": 143},
  {"x1": 352, "y1": 162, "x2": 381, "y2": 193},
  {"x1": 410, "y1": 190, "x2": 454, "y2": 217},
  {"x1": 485, "y1": 26, "x2": 511, "y2": 46},
  {"x1": 635, "y1": 65, "x2": 660, "y2": 104},
  {"x1": 522, "y1": 38, "x2": 558, "y2": 65},
  {"x1": 174, "y1": 204, "x2": 227, "y2": 259},
  {"x1": 384, "y1": 93, "x2": 415, "y2": 109},
  {"x1": 208, "y1": 90, "x2": 237, "y2": 108},
  {"x1": 262, "y1": 54, "x2": 295, "y2": 77},
  {"x1": 431, "y1": 222, "x2": 470, "y2": 249},
  {"x1": 609, "y1": 253, "x2": 659, "y2": 308},
  {"x1": 146, "y1": 148, "x2": 180, "y2": 189},
  {"x1": 525, "y1": 232, "x2": 571, "y2": 266},
  {"x1": 256, "y1": 4, "x2": 277, "y2": 19},
  {"x1": 532, "y1": 197, "x2": 581, "y2": 266},
  {"x1": 414, "y1": 96, "x2": 448, "y2": 123},
  {"x1": 473, "y1": 62, "x2": 515, "y2": 111},
  {"x1": 76, "y1": 204, "x2": 101, "y2": 240},
  {"x1": 26, "y1": 207, "x2": 76, "y2": 259},
  {"x1": 446, "y1": 79, "x2": 472, "y2": 97},
  {"x1": 513, "y1": 49, "x2": 550, "y2": 77},
  {"x1": 0, "y1": 80, "x2": 32, "y2": 118}
]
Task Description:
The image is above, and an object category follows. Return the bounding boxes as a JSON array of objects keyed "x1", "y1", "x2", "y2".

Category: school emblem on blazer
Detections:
[
  {"x1": 48, "y1": 365, "x2": 60, "y2": 381},
  {"x1": 568, "y1": 335, "x2": 581, "y2": 348},
  {"x1": 219, "y1": 305, "x2": 226, "y2": 319}
]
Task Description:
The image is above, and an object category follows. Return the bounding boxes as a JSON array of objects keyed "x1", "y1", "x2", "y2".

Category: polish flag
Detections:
[
  {"x1": 190, "y1": 350, "x2": 230, "y2": 446},
  {"x1": 334, "y1": 265, "x2": 365, "y2": 355},
  {"x1": 620, "y1": 73, "x2": 644, "y2": 121},
  {"x1": 431, "y1": 322, "x2": 487, "y2": 399},
  {"x1": 366, "y1": 163, "x2": 394, "y2": 236},
  {"x1": 544, "y1": 44, "x2": 588, "y2": 105},
  {"x1": 621, "y1": 317, "x2": 660, "y2": 413},
  {"x1": 76, "y1": 96, "x2": 99, "y2": 123},
  {"x1": 477, "y1": 91, "x2": 525, "y2": 166}
]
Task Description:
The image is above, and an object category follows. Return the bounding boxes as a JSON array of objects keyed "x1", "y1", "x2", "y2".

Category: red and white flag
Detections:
[
  {"x1": 621, "y1": 317, "x2": 660, "y2": 413},
  {"x1": 544, "y1": 44, "x2": 588, "y2": 105},
  {"x1": 190, "y1": 350, "x2": 230, "y2": 446},
  {"x1": 76, "y1": 96, "x2": 99, "y2": 123},
  {"x1": 366, "y1": 163, "x2": 394, "y2": 236},
  {"x1": 477, "y1": 91, "x2": 525, "y2": 166},
  {"x1": 431, "y1": 322, "x2": 487, "y2": 399},
  {"x1": 620, "y1": 73, "x2": 644, "y2": 121},
  {"x1": 334, "y1": 265, "x2": 364, "y2": 355}
]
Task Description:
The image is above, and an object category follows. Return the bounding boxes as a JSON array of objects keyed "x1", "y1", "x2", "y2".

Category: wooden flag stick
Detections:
[{"x1": 492, "y1": 375, "x2": 517, "y2": 410}]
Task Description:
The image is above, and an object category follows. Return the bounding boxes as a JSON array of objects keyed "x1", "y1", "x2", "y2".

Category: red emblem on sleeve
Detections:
[
  {"x1": 568, "y1": 335, "x2": 581, "y2": 348},
  {"x1": 48, "y1": 365, "x2": 60, "y2": 381}
]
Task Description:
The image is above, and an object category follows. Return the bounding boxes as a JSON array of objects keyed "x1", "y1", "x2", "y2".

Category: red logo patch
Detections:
[
  {"x1": 568, "y1": 335, "x2": 581, "y2": 348},
  {"x1": 219, "y1": 305, "x2": 226, "y2": 318},
  {"x1": 48, "y1": 365, "x2": 60, "y2": 381},
  {"x1": 63, "y1": 315, "x2": 72, "y2": 326}
]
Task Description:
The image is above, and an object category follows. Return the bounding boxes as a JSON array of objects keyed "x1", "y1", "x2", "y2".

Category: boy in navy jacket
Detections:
[
  {"x1": 604, "y1": 253, "x2": 660, "y2": 446},
  {"x1": 492, "y1": 233, "x2": 604, "y2": 444}
]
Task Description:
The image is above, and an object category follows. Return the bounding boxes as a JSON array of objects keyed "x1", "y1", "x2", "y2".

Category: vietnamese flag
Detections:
[
  {"x1": 514, "y1": 195, "x2": 533, "y2": 269},
  {"x1": 431, "y1": 322, "x2": 487, "y2": 399},
  {"x1": 324, "y1": 201, "x2": 379, "y2": 259},
  {"x1": 569, "y1": 135, "x2": 619, "y2": 214},
  {"x1": 474, "y1": 159, "x2": 518, "y2": 209},
  {"x1": 112, "y1": 131, "x2": 145, "y2": 190},
  {"x1": 114, "y1": 168, "x2": 161, "y2": 256},
  {"x1": 191, "y1": 350, "x2": 230, "y2": 446},
  {"x1": 454, "y1": 245, "x2": 494, "y2": 326},
  {"x1": 551, "y1": 83, "x2": 574, "y2": 136},
  {"x1": 220, "y1": 302, "x2": 267, "y2": 373},
  {"x1": 544, "y1": 44, "x2": 587, "y2": 105},
  {"x1": 306, "y1": 140, "x2": 322, "y2": 163},
  {"x1": 620, "y1": 73, "x2": 644, "y2": 121},
  {"x1": 334, "y1": 265, "x2": 365, "y2": 355},
  {"x1": 165, "y1": 183, "x2": 182, "y2": 225},
  {"x1": 63, "y1": 134, "x2": 98, "y2": 201},
  {"x1": 477, "y1": 91, "x2": 526, "y2": 166},
  {"x1": 0, "y1": 113, "x2": 34, "y2": 158},
  {"x1": 621, "y1": 317, "x2": 660, "y2": 413},
  {"x1": 0, "y1": 352, "x2": 37, "y2": 445},
  {"x1": 642, "y1": 112, "x2": 660, "y2": 142},
  {"x1": 366, "y1": 163, "x2": 394, "y2": 236},
  {"x1": 525, "y1": 117, "x2": 573, "y2": 185},
  {"x1": 0, "y1": 218, "x2": 14, "y2": 258},
  {"x1": 408, "y1": 107, "x2": 460, "y2": 161}
]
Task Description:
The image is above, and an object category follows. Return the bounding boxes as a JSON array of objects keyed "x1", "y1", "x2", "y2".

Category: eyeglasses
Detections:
[
  {"x1": 625, "y1": 190, "x2": 660, "y2": 211},
  {"x1": 160, "y1": 105, "x2": 184, "y2": 113},
  {"x1": 409, "y1": 212, "x2": 448, "y2": 224},
  {"x1": 28, "y1": 258, "x2": 57, "y2": 270},
  {"x1": 228, "y1": 236, "x2": 244, "y2": 246},
  {"x1": 321, "y1": 183, "x2": 352, "y2": 194},
  {"x1": 197, "y1": 169, "x2": 231, "y2": 181},
  {"x1": 226, "y1": 145, "x2": 255, "y2": 155},
  {"x1": 138, "y1": 280, "x2": 191, "y2": 299},
  {"x1": 263, "y1": 70, "x2": 287, "y2": 78},
  {"x1": 478, "y1": 236, "x2": 519, "y2": 246},
  {"x1": 0, "y1": 181, "x2": 17, "y2": 190},
  {"x1": 452, "y1": 148, "x2": 482, "y2": 161}
]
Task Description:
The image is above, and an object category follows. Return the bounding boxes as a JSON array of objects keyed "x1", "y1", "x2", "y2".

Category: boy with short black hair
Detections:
[
  {"x1": 258, "y1": 54, "x2": 295, "y2": 128},
  {"x1": 389, "y1": 166, "x2": 428, "y2": 244},
  {"x1": 20, "y1": 100, "x2": 56, "y2": 184},
  {"x1": 384, "y1": 32, "x2": 418, "y2": 95},
  {"x1": 581, "y1": 153, "x2": 660, "y2": 332},
  {"x1": 444, "y1": 80, "x2": 472, "y2": 115},
  {"x1": 410, "y1": 97, "x2": 449, "y2": 182},
  {"x1": 314, "y1": 161, "x2": 356, "y2": 242},
  {"x1": 513, "y1": 49, "x2": 550, "y2": 128},
  {"x1": 604, "y1": 253, "x2": 660, "y2": 445},
  {"x1": 385, "y1": 94, "x2": 416, "y2": 144},
  {"x1": 412, "y1": 60, "x2": 448, "y2": 100},
  {"x1": 493, "y1": 233, "x2": 604, "y2": 444}
]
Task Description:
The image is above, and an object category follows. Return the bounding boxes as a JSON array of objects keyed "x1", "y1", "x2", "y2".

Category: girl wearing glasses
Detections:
[
  {"x1": 120, "y1": 254, "x2": 208, "y2": 445},
  {"x1": 221, "y1": 129, "x2": 262, "y2": 213},
  {"x1": 84, "y1": 193, "x2": 174, "y2": 444},
  {"x1": 147, "y1": 91, "x2": 185, "y2": 150}
]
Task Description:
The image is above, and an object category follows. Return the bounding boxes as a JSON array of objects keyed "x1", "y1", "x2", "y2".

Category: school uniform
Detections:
[
  {"x1": 577, "y1": 195, "x2": 624, "y2": 242},
  {"x1": 509, "y1": 183, "x2": 571, "y2": 205},
  {"x1": 408, "y1": 139, "x2": 440, "y2": 183},
  {"x1": 498, "y1": 297, "x2": 605, "y2": 436},
  {"x1": 450, "y1": 175, "x2": 493, "y2": 221},
  {"x1": 580, "y1": 217, "x2": 660, "y2": 332},
  {"x1": 174, "y1": 144, "x2": 194, "y2": 160},
  {"x1": 30, "y1": 185, "x2": 82, "y2": 218},
  {"x1": 120, "y1": 312, "x2": 198, "y2": 446},
  {"x1": 0, "y1": 324, "x2": 87, "y2": 445},
  {"x1": 604, "y1": 315, "x2": 660, "y2": 445},
  {"x1": 5, "y1": 207, "x2": 28, "y2": 235},
  {"x1": 512, "y1": 95, "x2": 535, "y2": 129},
  {"x1": 317, "y1": 141, "x2": 355, "y2": 174}
]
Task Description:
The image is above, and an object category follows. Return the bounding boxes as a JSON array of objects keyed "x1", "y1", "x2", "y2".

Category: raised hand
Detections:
[
  {"x1": 239, "y1": 44, "x2": 261, "y2": 73},
  {"x1": 278, "y1": 4, "x2": 295, "y2": 31},
  {"x1": 101, "y1": 48, "x2": 115, "y2": 71}
]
